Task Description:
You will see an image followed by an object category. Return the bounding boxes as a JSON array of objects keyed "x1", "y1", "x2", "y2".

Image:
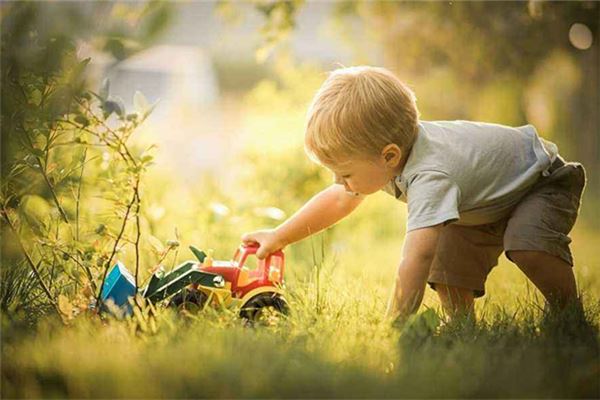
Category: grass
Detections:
[
  {"x1": 2, "y1": 292, "x2": 598, "y2": 398},
  {"x1": 2, "y1": 185, "x2": 600, "y2": 399},
  {"x1": 2, "y1": 216, "x2": 600, "y2": 398}
]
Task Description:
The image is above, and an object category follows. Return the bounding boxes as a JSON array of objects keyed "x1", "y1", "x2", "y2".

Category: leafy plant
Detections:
[{"x1": 0, "y1": 1, "x2": 171, "y2": 321}]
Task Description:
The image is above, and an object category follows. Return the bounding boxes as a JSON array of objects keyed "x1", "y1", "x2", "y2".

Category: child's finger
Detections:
[{"x1": 241, "y1": 233, "x2": 255, "y2": 243}]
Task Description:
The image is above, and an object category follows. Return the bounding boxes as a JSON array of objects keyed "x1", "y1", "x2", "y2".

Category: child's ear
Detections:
[{"x1": 382, "y1": 144, "x2": 402, "y2": 167}]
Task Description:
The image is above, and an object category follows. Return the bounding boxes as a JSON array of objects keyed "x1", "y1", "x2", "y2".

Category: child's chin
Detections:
[
  {"x1": 351, "y1": 188, "x2": 376, "y2": 196},
  {"x1": 360, "y1": 187, "x2": 381, "y2": 195}
]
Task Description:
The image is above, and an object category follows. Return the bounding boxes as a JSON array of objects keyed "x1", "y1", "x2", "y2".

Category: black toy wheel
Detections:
[
  {"x1": 240, "y1": 293, "x2": 289, "y2": 325},
  {"x1": 168, "y1": 288, "x2": 208, "y2": 312}
]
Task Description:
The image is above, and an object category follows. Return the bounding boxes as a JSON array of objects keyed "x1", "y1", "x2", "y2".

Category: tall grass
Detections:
[{"x1": 2, "y1": 221, "x2": 599, "y2": 398}]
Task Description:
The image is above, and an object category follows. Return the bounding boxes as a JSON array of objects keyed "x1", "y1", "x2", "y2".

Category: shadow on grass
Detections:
[
  {"x1": 394, "y1": 301, "x2": 600, "y2": 398},
  {"x1": 1, "y1": 297, "x2": 598, "y2": 398}
]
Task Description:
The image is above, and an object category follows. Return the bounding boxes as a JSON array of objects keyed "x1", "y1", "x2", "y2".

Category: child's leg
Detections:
[
  {"x1": 434, "y1": 283, "x2": 474, "y2": 318},
  {"x1": 503, "y1": 162, "x2": 586, "y2": 312},
  {"x1": 428, "y1": 222, "x2": 505, "y2": 320},
  {"x1": 506, "y1": 250, "x2": 578, "y2": 310}
]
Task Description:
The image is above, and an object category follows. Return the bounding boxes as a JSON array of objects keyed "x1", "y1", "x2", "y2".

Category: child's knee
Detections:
[
  {"x1": 506, "y1": 250, "x2": 541, "y2": 268},
  {"x1": 434, "y1": 283, "x2": 475, "y2": 311},
  {"x1": 506, "y1": 250, "x2": 572, "y2": 273},
  {"x1": 506, "y1": 250, "x2": 577, "y2": 301}
]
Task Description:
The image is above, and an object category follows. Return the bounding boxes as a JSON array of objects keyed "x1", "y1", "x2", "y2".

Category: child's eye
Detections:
[{"x1": 342, "y1": 175, "x2": 351, "y2": 178}]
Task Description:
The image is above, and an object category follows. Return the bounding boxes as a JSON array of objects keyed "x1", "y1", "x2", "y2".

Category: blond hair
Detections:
[{"x1": 304, "y1": 66, "x2": 419, "y2": 165}]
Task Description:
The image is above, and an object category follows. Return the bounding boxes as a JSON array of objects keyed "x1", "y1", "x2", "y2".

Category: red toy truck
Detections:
[{"x1": 168, "y1": 243, "x2": 289, "y2": 321}]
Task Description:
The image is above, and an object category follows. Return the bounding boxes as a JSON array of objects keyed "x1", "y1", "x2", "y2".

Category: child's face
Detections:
[{"x1": 325, "y1": 156, "x2": 397, "y2": 196}]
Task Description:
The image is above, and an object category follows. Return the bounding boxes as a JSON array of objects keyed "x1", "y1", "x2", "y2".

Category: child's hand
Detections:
[{"x1": 241, "y1": 229, "x2": 286, "y2": 260}]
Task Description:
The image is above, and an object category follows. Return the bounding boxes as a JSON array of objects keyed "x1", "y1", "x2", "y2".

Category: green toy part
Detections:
[
  {"x1": 142, "y1": 261, "x2": 224, "y2": 303},
  {"x1": 189, "y1": 245, "x2": 207, "y2": 262}
]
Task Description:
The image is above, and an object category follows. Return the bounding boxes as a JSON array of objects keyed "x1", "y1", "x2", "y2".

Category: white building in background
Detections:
[
  {"x1": 81, "y1": 44, "x2": 219, "y2": 115},
  {"x1": 106, "y1": 45, "x2": 219, "y2": 111},
  {"x1": 80, "y1": 42, "x2": 226, "y2": 177}
]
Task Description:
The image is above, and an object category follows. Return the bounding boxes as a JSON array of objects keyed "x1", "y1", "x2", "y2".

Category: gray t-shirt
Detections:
[{"x1": 381, "y1": 120, "x2": 558, "y2": 231}]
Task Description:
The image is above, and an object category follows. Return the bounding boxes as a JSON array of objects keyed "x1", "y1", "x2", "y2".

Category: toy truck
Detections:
[{"x1": 101, "y1": 243, "x2": 288, "y2": 322}]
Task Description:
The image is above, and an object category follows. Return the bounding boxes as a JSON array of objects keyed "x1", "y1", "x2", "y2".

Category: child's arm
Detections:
[
  {"x1": 386, "y1": 225, "x2": 442, "y2": 321},
  {"x1": 242, "y1": 184, "x2": 365, "y2": 259}
]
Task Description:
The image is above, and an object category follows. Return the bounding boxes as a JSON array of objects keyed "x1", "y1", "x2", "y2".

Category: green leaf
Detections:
[
  {"x1": 94, "y1": 224, "x2": 106, "y2": 235},
  {"x1": 69, "y1": 57, "x2": 91, "y2": 86},
  {"x1": 104, "y1": 38, "x2": 127, "y2": 61},
  {"x1": 139, "y1": 3, "x2": 173, "y2": 44},
  {"x1": 400, "y1": 309, "x2": 441, "y2": 340},
  {"x1": 80, "y1": 57, "x2": 91, "y2": 66},
  {"x1": 133, "y1": 91, "x2": 149, "y2": 115},
  {"x1": 30, "y1": 89, "x2": 42, "y2": 106},
  {"x1": 47, "y1": 86, "x2": 73, "y2": 118},
  {"x1": 19, "y1": 195, "x2": 51, "y2": 233},
  {"x1": 74, "y1": 115, "x2": 89, "y2": 127},
  {"x1": 146, "y1": 99, "x2": 159, "y2": 117},
  {"x1": 102, "y1": 98, "x2": 125, "y2": 119},
  {"x1": 24, "y1": 154, "x2": 39, "y2": 168},
  {"x1": 99, "y1": 78, "x2": 110, "y2": 100},
  {"x1": 112, "y1": 96, "x2": 126, "y2": 118},
  {"x1": 166, "y1": 240, "x2": 179, "y2": 248},
  {"x1": 30, "y1": 148, "x2": 45, "y2": 158}
]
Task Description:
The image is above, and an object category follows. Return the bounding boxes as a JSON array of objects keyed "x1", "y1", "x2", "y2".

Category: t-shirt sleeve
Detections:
[{"x1": 406, "y1": 171, "x2": 461, "y2": 231}]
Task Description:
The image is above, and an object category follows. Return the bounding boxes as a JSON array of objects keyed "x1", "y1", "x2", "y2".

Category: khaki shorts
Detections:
[{"x1": 428, "y1": 157, "x2": 586, "y2": 298}]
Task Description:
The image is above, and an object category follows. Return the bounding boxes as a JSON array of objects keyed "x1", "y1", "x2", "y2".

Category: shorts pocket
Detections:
[{"x1": 540, "y1": 190, "x2": 578, "y2": 235}]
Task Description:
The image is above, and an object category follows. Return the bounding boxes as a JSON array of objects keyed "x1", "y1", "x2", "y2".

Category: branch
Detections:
[
  {"x1": 133, "y1": 178, "x2": 141, "y2": 290},
  {"x1": 37, "y1": 155, "x2": 70, "y2": 225},
  {"x1": 76, "y1": 148, "x2": 87, "y2": 242},
  {"x1": 95, "y1": 188, "x2": 138, "y2": 310},
  {"x1": 52, "y1": 247, "x2": 97, "y2": 293},
  {"x1": 21, "y1": 129, "x2": 71, "y2": 225},
  {"x1": 76, "y1": 100, "x2": 138, "y2": 166}
]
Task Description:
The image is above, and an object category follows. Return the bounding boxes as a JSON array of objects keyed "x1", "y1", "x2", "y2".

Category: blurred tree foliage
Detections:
[
  {"x1": 0, "y1": 1, "x2": 172, "y2": 321},
  {"x1": 216, "y1": 0, "x2": 305, "y2": 62}
]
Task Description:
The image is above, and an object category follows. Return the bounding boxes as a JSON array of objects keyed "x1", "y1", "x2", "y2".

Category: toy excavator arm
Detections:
[{"x1": 143, "y1": 261, "x2": 224, "y2": 303}]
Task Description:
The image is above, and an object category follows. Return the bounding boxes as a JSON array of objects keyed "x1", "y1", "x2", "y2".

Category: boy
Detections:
[{"x1": 241, "y1": 66, "x2": 586, "y2": 321}]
